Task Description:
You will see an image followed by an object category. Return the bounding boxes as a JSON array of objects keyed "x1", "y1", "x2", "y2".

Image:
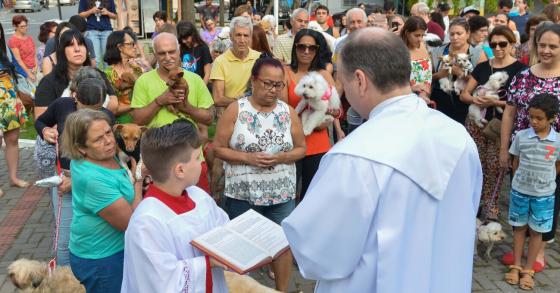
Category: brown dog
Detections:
[
  {"x1": 115, "y1": 71, "x2": 137, "y2": 105},
  {"x1": 8, "y1": 259, "x2": 85, "y2": 293},
  {"x1": 166, "y1": 68, "x2": 189, "y2": 115},
  {"x1": 114, "y1": 123, "x2": 146, "y2": 173}
]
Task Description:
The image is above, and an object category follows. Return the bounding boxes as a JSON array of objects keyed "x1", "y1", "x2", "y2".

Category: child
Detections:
[
  {"x1": 121, "y1": 119, "x2": 229, "y2": 292},
  {"x1": 505, "y1": 93, "x2": 560, "y2": 290}
]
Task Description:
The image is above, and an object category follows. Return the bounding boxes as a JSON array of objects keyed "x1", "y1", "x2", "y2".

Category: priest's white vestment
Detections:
[
  {"x1": 121, "y1": 186, "x2": 229, "y2": 293},
  {"x1": 282, "y1": 94, "x2": 483, "y2": 293}
]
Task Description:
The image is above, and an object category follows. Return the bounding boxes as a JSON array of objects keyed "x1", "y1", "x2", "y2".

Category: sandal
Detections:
[
  {"x1": 505, "y1": 265, "x2": 522, "y2": 285},
  {"x1": 519, "y1": 269, "x2": 535, "y2": 290}
]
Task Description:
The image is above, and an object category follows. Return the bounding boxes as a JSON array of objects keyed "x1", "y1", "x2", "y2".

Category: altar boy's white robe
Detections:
[
  {"x1": 282, "y1": 94, "x2": 482, "y2": 293},
  {"x1": 121, "y1": 185, "x2": 229, "y2": 293}
]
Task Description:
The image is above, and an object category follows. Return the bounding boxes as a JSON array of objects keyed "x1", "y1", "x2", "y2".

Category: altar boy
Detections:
[{"x1": 121, "y1": 119, "x2": 229, "y2": 292}]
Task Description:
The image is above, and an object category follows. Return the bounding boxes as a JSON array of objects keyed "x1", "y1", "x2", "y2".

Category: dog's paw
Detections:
[{"x1": 303, "y1": 125, "x2": 315, "y2": 136}]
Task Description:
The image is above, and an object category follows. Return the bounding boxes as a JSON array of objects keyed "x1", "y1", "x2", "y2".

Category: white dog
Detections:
[
  {"x1": 476, "y1": 220, "x2": 506, "y2": 260},
  {"x1": 224, "y1": 271, "x2": 281, "y2": 293},
  {"x1": 294, "y1": 72, "x2": 341, "y2": 136},
  {"x1": 8, "y1": 259, "x2": 85, "y2": 293},
  {"x1": 468, "y1": 71, "x2": 509, "y2": 128},
  {"x1": 453, "y1": 53, "x2": 474, "y2": 95},
  {"x1": 438, "y1": 54, "x2": 454, "y2": 94}
]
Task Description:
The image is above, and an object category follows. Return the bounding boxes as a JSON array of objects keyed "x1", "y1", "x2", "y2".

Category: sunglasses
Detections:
[
  {"x1": 489, "y1": 41, "x2": 509, "y2": 49},
  {"x1": 295, "y1": 43, "x2": 319, "y2": 53}
]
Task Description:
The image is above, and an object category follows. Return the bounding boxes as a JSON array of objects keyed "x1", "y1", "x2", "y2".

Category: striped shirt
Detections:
[{"x1": 510, "y1": 127, "x2": 560, "y2": 196}]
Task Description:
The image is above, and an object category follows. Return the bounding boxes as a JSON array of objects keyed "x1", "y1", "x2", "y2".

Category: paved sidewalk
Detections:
[{"x1": 2, "y1": 146, "x2": 560, "y2": 292}]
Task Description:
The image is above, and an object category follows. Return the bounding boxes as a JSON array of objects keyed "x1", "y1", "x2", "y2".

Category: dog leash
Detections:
[
  {"x1": 48, "y1": 141, "x2": 63, "y2": 276},
  {"x1": 485, "y1": 169, "x2": 505, "y2": 220}
]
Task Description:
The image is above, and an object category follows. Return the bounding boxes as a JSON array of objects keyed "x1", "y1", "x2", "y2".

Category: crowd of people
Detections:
[{"x1": 1, "y1": 0, "x2": 560, "y2": 292}]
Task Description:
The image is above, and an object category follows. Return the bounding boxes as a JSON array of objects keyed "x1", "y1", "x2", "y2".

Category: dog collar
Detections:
[{"x1": 321, "y1": 86, "x2": 332, "y2": 101}]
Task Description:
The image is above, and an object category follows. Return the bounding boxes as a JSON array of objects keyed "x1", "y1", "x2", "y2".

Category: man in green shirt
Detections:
[
  {"x1": 131, "y1": 32, "x2": 214, "y2": 128},
  {"x1": 131, "y1": 32, "x2": 214, "y2": 193}
]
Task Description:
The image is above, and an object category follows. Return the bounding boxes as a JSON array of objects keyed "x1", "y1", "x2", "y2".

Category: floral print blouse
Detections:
[
  {"x1": 507, "y1": 68, "x2": 560, "y2": 140},
  {"x1": 410, "y1": 58, "x2": 432, "y2": 90}
]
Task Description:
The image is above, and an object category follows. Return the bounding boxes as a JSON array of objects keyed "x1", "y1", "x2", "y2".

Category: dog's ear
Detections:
[
  {"x1": 113, "y1": 124, "x2": 124, "y2": 133},
  {"x1": 177, "y1": 71, "x2": 184, "y2": 78},
  {"x1": 30, "y1": 269, "x2": 45, "y2": 288},
  {"x1": 140, "y1": 126, "x2": 148, "y2": 133}
]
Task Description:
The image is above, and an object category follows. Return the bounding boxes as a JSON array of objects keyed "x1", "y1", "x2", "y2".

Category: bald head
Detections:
[
  {"x1": 339, "y1": 28, "x2": 410, "y2": 93},
  {"x1": 153, "y1": 32, "x2": 180, "y2": 71},
  {"x1": 346, "y1": 8, "x2": 367, "y2": 33}
]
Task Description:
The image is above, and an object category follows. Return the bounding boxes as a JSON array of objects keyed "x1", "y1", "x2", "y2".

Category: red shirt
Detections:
[{"x1": 8, "y1": 36, "x2": 36, "y2": 69}]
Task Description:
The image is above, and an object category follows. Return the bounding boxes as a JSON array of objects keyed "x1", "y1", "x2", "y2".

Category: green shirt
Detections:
[
  {"x1": 69, "y1": 159, "x2": 134, "y2": 259},
  {"x1": 130, "y1": 68, "x2": 214, "y2": 128}
]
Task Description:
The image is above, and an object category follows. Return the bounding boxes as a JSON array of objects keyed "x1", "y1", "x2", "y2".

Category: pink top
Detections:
[{"x1": 8, "y1": 36, "x2": 36, "y2": 69}]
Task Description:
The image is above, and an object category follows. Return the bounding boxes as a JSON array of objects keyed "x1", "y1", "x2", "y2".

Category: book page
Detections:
[
  {"x1": 194, "y1": 226, "x2": 269, "y2": 271},
  {"x1": 227, "y1": 209, "x2": 289, "y2": 257}
]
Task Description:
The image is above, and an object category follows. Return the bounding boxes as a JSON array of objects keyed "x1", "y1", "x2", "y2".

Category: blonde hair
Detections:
[{"x1": 61, "y1": 109, "x2": 111, "y2": 160}]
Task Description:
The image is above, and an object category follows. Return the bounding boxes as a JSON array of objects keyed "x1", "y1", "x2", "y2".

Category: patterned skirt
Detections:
[{"x1": 0, "y1": 75, "x2": 27, "y2": 132}]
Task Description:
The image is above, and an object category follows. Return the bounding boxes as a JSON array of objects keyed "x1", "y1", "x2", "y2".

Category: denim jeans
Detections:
[
  {"x1": 85, "y1": 30, "x2": 111, "y2": 68},
  {"x1": 70, "y1": 250, "x2": 124, "y2": 293},
  {"x1": 225, "y1": 197, "x2": 295, "y2": 225},
  {"x1": 51, "y1": 188, "x2": 72, "y2": 266}
]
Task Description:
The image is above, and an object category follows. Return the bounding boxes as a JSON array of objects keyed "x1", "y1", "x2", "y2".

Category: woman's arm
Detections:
[
  {"x1": 203, "y1": 63, "x2": 211, "y2": 85},
  {"x1": 213, "y1": 102, "x2": 250, "y2": 165},
  {"x1": 459, "y1": 76, "x2": 478, "y2": 104},
  {"x1": 42, "y1": 54, "x2": 55, "y2": 75},
  {"x1": 499, "y1": 104, "x2": 517, "y2": 169},
  {"x1": 11, "y1": 47, "x2": 34, "y2": 80},
  {"x1": 97, "y1": 181, "x2": 143, "y2": 231}
]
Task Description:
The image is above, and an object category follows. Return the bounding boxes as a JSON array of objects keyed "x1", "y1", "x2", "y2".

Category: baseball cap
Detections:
[{"x1": 460, "y1": 6, "x2": 480, "y2": 17}]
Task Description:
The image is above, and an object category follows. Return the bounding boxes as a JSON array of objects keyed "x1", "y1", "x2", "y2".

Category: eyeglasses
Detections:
[
  {"x1": 256, "y1": 76, "x2": 285, "y2": 91},
  {"x1": 17, "y1": 24, "x2": 28, "y2": 28},
  {"x1": 121, "y1": 42, "x2": 135, "y2": 47},
  {"x1": 489, "y1": 41, "x2": 509, "y2": 48},
  {"x1": 295, "y1": 43, "x2": 319, "y2": 53}
]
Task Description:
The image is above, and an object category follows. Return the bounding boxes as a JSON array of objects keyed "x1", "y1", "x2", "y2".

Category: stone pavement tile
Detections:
[{"x1": 474, "y1": 273, "x2": 498, "y2": 290}]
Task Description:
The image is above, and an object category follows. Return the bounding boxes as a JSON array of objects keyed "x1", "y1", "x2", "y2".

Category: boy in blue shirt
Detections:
[{"x1": 505, "y1": 93, "x2": 560, "y2": 290}]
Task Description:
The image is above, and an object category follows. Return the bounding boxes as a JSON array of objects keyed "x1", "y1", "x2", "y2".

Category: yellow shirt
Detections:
[{"x1": 210, "y1": 48, "x2": 260, "y2": 99}]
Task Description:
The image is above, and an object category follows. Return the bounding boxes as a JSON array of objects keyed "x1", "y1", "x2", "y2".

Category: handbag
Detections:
[{"x1": 482, "y1": 118, "x2": 502, "y2": 144}]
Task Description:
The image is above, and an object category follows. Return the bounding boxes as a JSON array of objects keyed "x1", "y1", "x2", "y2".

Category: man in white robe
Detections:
[{"x1": 282, "y1": 28, "x2": 483, "y2": 293}]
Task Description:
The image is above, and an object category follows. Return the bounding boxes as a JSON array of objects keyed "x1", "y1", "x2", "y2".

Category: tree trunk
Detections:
[
  {"x1": 219, "y1": 0, "x2": 225, "y2": 26},
  {"x1": 181, "y1": 0, "x2": 194, "y2": 23}
]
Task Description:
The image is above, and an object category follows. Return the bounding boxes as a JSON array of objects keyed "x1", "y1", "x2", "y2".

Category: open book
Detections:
[{"x1": 191, "y1": 209, "x2": 289, "y2": 274}]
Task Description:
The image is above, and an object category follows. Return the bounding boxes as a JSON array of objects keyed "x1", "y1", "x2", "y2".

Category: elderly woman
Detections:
[
  {"x1": 499, "y1": 23, "x2": 560, "y2": 276},
  {"x1": 35, "y1": 68, "x2": 116, "y2": 266},
  {"x1": 214, "y1": 56, "x2": 305, "y2": 292},
  {"x1": 61, "y1": 108, "x2": 142, "y2": 292},
  {"x1": 8, "y1": 15, "x2": 37, "y2": 83},
  {"x1": 104, "y1": 30, "x2": 150, "y2": 123},
  {"x1": 459, "y1": 26, "x2": 526, "y2": 222},
  {"x1": 431, "y1": 17, "x2": 487, "y2": 124},
  {"x1": 261, "y1": 14, "x2": 277, "y2": 50},
  {"x1": 201, "y1": 18, "x2": 222, "y2": 45}
]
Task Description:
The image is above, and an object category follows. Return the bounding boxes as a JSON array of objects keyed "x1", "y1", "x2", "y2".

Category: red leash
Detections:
[{"x1": 48, "y1": 142, "x2": 63, "y2": 275}]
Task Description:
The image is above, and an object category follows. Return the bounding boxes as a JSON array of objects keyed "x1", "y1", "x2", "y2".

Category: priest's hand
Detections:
[{"x1": 209, "y1": 257, "x2": 228, "y2": 270}]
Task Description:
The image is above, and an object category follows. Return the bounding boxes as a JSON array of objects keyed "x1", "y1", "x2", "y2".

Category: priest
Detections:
[{"x1": 282, "y1": 28, "x2": 483, "y2": 293}]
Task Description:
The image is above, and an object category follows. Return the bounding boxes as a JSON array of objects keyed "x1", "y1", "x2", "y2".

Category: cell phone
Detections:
[{"x1": 391, "y1": 21, "x2": 399, "y2": 29}]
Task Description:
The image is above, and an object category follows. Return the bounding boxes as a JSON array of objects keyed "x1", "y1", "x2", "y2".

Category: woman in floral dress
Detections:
[
  {"x1": 499, "y1": 23, "x2": 560, "y2": 274},
  {"x1": 0, "y1": 23, "x2": 29, "y2": 196},
  {"x1": 213, "y1": 56, "x2": 305, "y2": 292},
  {"x1": 401, "y1": 16, "x2": 432, "y2": 104}
]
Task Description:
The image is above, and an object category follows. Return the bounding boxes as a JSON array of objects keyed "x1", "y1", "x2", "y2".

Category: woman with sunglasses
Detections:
[
  {"x1": 214, "y1": 56, "x2": 305, "y2": 292},
  {"x1": 431, "y1": 17, "x2": 487, "y2": 124},
  {"x1": 281, "y1": 29, "x2": 340, "y2": 201},
  {"x1": 499, "y1": 23, "x2": 560, "y2": 278},
  {"x1": 104, "y1": 30, "x2": 150, "y2": 123},
  {"x1": 459, "y1": 26, "x2": 525, "y2": 222}
]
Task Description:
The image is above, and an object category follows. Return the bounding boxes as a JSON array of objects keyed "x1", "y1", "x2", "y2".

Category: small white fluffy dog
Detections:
[
  {"x1": 294, "y1": 72, "x2": 341, "y2": 136},
  {"x1": 8, "y1": 259, "x2": 85, "y2": 292},
  {"x1": 468, "y1": 71, "x2": 509, "y2": 128},
  {"x1": 224, "y1": 271, "x2": 281, "y2": 293},
  {"x1": 453, "y1": 53, "x2": 474, "y2": 95},
  {"x1": 476, "y1": 219, "x2": 506, "y2": 259},
  {"x1": 438, "y1": 55, "x2": 454, "y2": 94}
]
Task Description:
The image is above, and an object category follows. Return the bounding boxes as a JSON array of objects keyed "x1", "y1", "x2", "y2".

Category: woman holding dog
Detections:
[
  {"x1": 214, "y1": 55, "x2": 306, "y2": 292},
  {"x1": 61, "y1": 108, "x2": 142, "y2": 293},
  {"x1": 431, "y1": 17, "x2": 487, "y2": 124},
  {"x1": 104, "y1": 30, "x2": 150, "y2": 123},
  {"x1": 459, "y1": 26, "x2": 525, "y2": 222},
  {"x1": 499, "y1": 23, "x2": 560, "y2": 279},
  {"x1": 281, "y1": 29, "x2": 340, "y2": 200}
]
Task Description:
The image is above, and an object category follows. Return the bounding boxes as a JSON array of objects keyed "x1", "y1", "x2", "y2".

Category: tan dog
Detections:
[
  {"x1": 166, "y1": 68, "x2": 189, "y2": 115},
  {"x1": 224, "y1": 271, "x2": 281, "y2": 293},
  {"x1": 8, "y1": 259, "x2": 85, "y2": 293},
  {"x1": 114, "y1": 71, "x2": 137, "y2": 105},
  {"x1": 114, "y1": 123, "x2": 146, "y2": 173}
]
